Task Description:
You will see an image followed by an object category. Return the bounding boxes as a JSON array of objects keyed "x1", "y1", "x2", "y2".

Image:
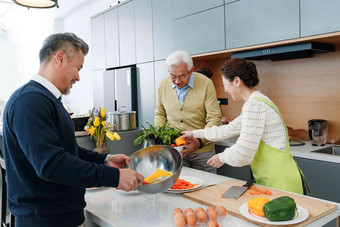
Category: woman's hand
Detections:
[
  {"x1": 107, "y1": 154, "x2": 130, "y2": 168},
  {"x1": 207, "y1": 154, "x2": 224, "y2": 168},
  {"x1": 181, "y1": 130, "x2": 193, "y2": 138}
]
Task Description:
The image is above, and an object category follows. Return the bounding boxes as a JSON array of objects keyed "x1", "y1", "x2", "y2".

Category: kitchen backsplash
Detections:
[{"x1": 194, "y1": 45, "x2": 340, "y2": 144}]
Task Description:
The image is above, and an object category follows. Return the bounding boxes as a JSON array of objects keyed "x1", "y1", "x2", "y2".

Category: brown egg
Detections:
[
  {"x1": 172, "y1": 208, "x2": 183, "y2": 216},
  {"x1": 208, "y1": 209, "x2": 218, "y2": 221},
  {"x1": 185, "y1": 208, "x2": 194, "y2": 214},
  {"x1": 174, "y1": 213, "x2": 186, "y2": 227},
  {"x1": 186, "y1": 214, "x2": 197, "y2": 226},
  {"x1": 206, "y1": 206, "x2": 215, "y2": 213},
  {"x1": 173, "y1": 208, "x2": 183, "y2": 216},
  {"x1": 196, "y1": 210, "x2": 208, "y2": 222},
  {"x1": 174, "y1": 212, "x2": 184, "y2": 219},
  {"x1": 217, "y1": 206, "x2": 227, "y2": 216},
  {"x1": 208, "y1": 220, "x2": 219, "y2": 227},
  {"x1": 196, "y1": 207, "x2": 204, "y2": 213},
  {"x1": 186, "y1": 210, "x2": 195, "y2": 217}
]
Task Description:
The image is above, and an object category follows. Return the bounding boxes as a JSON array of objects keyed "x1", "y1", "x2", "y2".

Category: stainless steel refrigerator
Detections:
[{"x1": 93, "y1": 66, "x2": 138, "y2": 124}]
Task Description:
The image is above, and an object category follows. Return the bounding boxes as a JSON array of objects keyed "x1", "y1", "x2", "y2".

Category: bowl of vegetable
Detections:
[
  {"x1": 169, "y1": 137, "x2": 187, "y2": 153},
  {"x1": 128, "y1": 145, "x2": 182, "y2": 194},
  {"x1": 172, "y1": 145, "x2": 184, "y2": 152}
]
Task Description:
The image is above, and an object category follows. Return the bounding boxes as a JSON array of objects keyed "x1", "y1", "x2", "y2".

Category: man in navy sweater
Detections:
[{"x1": 2, "y1": 32, "x2": 144, "y2": 227}]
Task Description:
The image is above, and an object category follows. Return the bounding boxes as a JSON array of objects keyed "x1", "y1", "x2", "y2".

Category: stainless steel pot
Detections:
[{"x1": 107, "y1": 109, "x2": 136, "y2": 131}]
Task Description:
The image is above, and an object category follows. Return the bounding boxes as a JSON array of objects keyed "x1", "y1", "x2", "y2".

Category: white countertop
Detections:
[
  {"x1": 84, "y1": 167, "x2": 340, "y2": 227},
  {"x1": 215, "y1": 139, "x2": 340, "y2": 164}
]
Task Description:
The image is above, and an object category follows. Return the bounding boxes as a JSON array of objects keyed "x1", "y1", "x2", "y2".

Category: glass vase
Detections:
[{"x1": 93, "y1": 140, "x2": 110, "y2": 154}]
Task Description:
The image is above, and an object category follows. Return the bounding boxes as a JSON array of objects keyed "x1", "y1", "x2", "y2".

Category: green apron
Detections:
[{"x1": 249, "y1": 97, "x2": 310, "y2": 195}]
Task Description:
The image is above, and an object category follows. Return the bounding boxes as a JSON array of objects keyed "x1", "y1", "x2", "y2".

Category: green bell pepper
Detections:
[{"x1": 263, "y1": 196, "x2": 297, "y2": 221}]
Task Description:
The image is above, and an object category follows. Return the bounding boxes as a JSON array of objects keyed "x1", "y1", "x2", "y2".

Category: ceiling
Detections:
[
  {"x1": 0, "y1": 0, "x2": 14, "y2": 19},
  {"x1": 0, "y1": 0, "x2": 91, "y2": 20}
]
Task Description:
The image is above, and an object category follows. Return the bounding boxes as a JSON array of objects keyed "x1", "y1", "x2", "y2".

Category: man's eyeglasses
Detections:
[{"x1": 169, "y1": 72, "x2": 190, "y2": 81}]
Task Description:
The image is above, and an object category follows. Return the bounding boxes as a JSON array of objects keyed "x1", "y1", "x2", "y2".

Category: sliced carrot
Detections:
[
  {"x1": 170, "y1": 179, "x2": 199, "y2": 190},
  {"x1": 249, "y1": 192, "x2": 261, "y2": 196},
  {"x1": 264, "y1": 189, "x2": 272, "y2": 196}
]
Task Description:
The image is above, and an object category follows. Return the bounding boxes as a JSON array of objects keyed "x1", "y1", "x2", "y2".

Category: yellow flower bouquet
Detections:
[{"x1": 84, "y1": 107, "x2": 120, "y2": 153}]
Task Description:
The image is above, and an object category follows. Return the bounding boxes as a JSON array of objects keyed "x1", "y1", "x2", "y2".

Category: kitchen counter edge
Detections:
[{"x1": 215, "y1": 139, "x2": 340, "y2": 164}]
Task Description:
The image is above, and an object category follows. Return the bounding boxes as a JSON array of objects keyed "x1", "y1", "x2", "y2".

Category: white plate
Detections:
[
  {"x1": 115, "y1": 189, "x2": 141, "y2": 195},
  {"x1": 172, "y1": 145, "x2": 184, "y2": 152},
  {"x1": 86, "y1": 187, "x2": 103, "y2": 191},
  {"x1": 239, "y1": 202, "x2": 309, "y2": 225},
  {"x1": 166, "y1": 176, "x2": 204, "y2": 193}
]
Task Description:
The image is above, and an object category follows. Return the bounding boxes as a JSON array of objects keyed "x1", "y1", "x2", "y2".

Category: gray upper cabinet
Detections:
[
  {"x1": 225, "y1": 0, "x2": 300, "y2": 49},
  {"x1": 134, "y1": 0, "x2": 154, "y2": 63},
  {"x1": 137, "y1": 62, "x2": 155, "y2": 127},
  {"x1": 154, "y1": 60, "x2": 168, "y2": 94},
  {"x1": 224, "y1": 0, "x2": 239, "y2": 3},
  {"x1": 174, "y1": 6, "x2": 225, "y2": 55},
  {"x1": 92, "y1": 69, "x2": 105, "y2": 108},
  {"x1": 301, "y1": 0, "x2": 340, "y2": 37},
  {"x1": 91, "y1": 14, "x2": 106, "y2": 70},
  {"x1": 152, "y1": 0, "x2": 175, "y2": 61},
  {"x1": 104, "y1": 9, "x2": 120, "y2": 68},
  {"x1": 173, "y1": 0, "x2": 223, "y2": 19},
  {"x1": 118, "y1": 1, "x2": 136, "y2": 66}
]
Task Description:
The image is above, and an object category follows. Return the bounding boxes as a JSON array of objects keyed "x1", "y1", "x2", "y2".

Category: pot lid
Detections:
[
  {"x1": 108, "y1": 110, "x2": 136, "y2": 114},
  {"x1": 108, "y1": 106, "x2": 136, "y2": 114}
]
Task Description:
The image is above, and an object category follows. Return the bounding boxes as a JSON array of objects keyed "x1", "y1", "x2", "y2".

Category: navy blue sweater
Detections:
[{"x1": 3, "y1": 81, "x2": 120, "y2": 227}]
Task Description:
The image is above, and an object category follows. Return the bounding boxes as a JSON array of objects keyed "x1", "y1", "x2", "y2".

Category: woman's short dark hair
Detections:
[
  {"x1": 39, "y1": 32, "x2": 89, "y2": 64},
  {"x1": 221, "y1": 58, "x2": 259, "y2": 87}
]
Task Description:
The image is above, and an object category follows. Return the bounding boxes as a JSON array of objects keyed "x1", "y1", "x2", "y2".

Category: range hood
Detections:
[{"x1": 231, "y1": 42, "x2": 335, "y2": 61}]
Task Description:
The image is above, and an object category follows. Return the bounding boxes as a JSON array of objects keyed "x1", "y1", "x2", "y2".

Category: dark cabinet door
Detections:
[
  {"x1": 295, "y1": 157, "x2": 339, "y2": 227},
  {"x1": 295, "y1": 157, "x2": 340, "y2": 203},
  {"x1": 225, "y1": 0, "x2": 299, "y2": 49},
  {"x1": 215, "y1": 145, "x2": 251, "y2": 181}
]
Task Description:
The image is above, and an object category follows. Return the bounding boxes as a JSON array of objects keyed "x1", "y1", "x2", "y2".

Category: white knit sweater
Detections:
[{"x1": 193, "y1": 91, "x2": 287, "y2": 167}]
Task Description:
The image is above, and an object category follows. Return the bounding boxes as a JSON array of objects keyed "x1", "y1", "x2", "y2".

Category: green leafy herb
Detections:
[{"x1": 133, "y1": 122, "x2": 182, "y2": 146}]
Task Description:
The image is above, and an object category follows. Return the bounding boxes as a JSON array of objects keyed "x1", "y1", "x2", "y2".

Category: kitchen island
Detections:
[{"x1": 84, "y1": 166, "x2": 340, "y2": 227}]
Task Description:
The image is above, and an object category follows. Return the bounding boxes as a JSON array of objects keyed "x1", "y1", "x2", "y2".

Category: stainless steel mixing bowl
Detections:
[{"x1": 128, "y1": 145, "x2": 182, "y2": 194}]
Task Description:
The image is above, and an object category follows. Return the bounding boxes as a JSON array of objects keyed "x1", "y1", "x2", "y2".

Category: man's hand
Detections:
[
  {"x1": 117, "y1": 169, "x2": 144, "y2": 192},
  {"x1": 107, "y1": 154, "x2": 130, "y2": 168},
  {"x1": 180, "y1": 137, "x2": 200, "y2": 158},
  {"x1": 207, "y1": 154, "x2": 224, "y2": 168}
]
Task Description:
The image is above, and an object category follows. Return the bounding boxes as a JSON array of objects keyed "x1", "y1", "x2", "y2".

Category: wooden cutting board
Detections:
[{"x1": 183, "y1": 179, "x2": 338, "y2": 226}]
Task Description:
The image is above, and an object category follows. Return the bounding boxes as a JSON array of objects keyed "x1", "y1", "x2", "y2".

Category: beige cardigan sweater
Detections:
[{"x1": 155, "y1": 72, "x2": 221, "y2": 153}]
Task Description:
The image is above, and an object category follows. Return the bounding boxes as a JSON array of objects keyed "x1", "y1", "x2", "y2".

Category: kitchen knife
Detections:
[{"x1": 222, "y1": 178, "x2": 255, "y2": 199}]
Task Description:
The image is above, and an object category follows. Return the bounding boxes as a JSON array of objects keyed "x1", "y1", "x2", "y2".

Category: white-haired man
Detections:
[{"x1": 155, "y1": 50, "x2": 221, "y2": 173}]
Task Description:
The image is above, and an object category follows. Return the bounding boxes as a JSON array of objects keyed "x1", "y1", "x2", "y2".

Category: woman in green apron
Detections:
[{"x1": 181, "y1": 58, "x2": 309, "y2": 195}]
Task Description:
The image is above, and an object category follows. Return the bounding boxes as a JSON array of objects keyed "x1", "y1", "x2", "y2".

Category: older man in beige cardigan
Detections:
[{"x1": 155, "y1": 50, "x2": 221, "y2": 173}]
